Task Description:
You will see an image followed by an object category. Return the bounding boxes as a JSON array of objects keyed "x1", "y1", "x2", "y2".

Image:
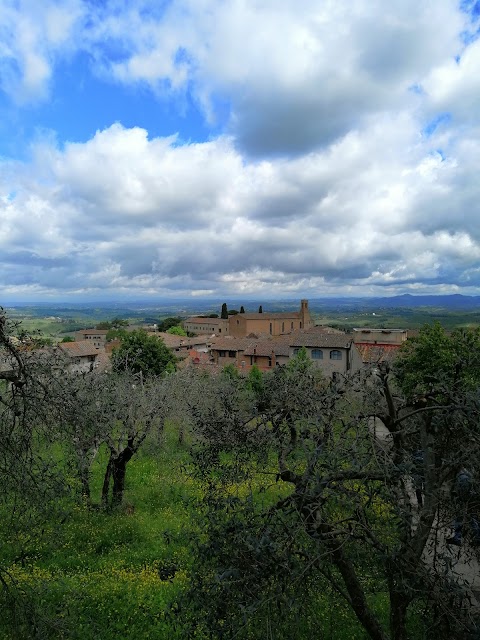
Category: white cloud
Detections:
[
  {"x1": 0, "y1": 0, "x2": 83, "y2": 103},
  {"x1": 1, "y1": 118, "x2": 480, "y2": 298}
]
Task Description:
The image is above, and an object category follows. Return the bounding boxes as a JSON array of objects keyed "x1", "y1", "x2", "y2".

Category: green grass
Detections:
[{"x1": 0, "y1": 425, "x2": 426, "y2": 640}]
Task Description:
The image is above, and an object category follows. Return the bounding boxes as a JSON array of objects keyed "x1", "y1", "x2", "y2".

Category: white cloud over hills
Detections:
[{"x1": 1, "y1": 0, "x2": 480, "y2": 300}]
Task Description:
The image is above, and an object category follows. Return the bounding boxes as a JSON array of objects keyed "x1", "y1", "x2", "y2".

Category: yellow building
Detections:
[{"x1": 229, "y1": 300, "x2": 313, "y2": 338}]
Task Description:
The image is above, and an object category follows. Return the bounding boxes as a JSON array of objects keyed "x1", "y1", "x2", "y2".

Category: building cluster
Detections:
[
  {"x1": 1, "y1": 300, "x2": 408, "y2": 378},
  {"x1": 184, "y1": 300, "x2": 408, "y2": 376}
]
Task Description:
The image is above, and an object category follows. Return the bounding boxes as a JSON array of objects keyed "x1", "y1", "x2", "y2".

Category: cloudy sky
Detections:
[{"x1": 1, "y1": 0, "x2": 480, "y2": 301}]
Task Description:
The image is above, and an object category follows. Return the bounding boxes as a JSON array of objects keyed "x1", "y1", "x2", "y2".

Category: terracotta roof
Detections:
[
  {"x1": 146, "y1": 331, "x2": 209, "y2": 349},
  {"x1": 59, "y1": 341, "x2": 103, "y2": 357},
  {"x1": 355, "y1": 343, "x2": 402, "y2": 364},
  {"x1": 211, "y1": 335, "x2": 291, "y2": 357},
  {"x1": 243, "y1": 339, "x2": 291, "y2": 357},
  {"x1": 288, "y1": 334, "x2": 353, "y2": 349},
  {"x1": 209, "y1": 337, "x2": 255, "y2": 351},
  {"x1": 297, "y1": 325, "x2": 345, "y2": 335}
]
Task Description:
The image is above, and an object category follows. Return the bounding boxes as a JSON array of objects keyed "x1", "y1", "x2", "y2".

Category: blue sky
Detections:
[{"x1": 1, "y1": 0, "x2": 480, "y2": 301}]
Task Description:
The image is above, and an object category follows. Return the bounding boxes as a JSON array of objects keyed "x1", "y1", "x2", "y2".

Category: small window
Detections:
[
  {"x1": 237, "y1": 319, "x2": 240, "y2": 325},
  {"x1": 228, "y1": 351, "x2": 236, "y2": 358},
  {"x1": 282, "y1": 322, "x2": 284, "y2": 332},
  {"x1": 293, "y1": 348, "x2": 300, "y2": 356},
  {"x1": 311, "y1": 349, "x2": 323, "y2": 360},
  {"x1": 291, "y1": 322, "x2": 294, "y2": 330},
  {"x1": 330, "y1": 350, "x2": 342, "y2": 360},
  {"x1": 268, "y1": 357, "x2": 272, "y2": 367},
  {"x1": 269, "y1": 323, "x2": 272, "y2": 335}
]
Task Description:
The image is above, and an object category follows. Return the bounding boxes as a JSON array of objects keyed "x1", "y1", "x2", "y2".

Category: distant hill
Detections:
[
  {"x1": 357, "y1": 294, "x2": 480, "y2": 309},
  {"x1": 307, "y1": 294, "x2": 480, "y2": 311}
]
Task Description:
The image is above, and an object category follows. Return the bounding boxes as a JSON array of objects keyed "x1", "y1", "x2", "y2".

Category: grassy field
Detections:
[{"x1": 0, "y1": 423, "x2": 394, "y2": 640}]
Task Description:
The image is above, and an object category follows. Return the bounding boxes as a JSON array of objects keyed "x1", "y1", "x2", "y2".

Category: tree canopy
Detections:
[
  {"x1": 175, "y1": 334, "x2": 480, "y2": 640},
  {"x1": 111, "y1": 329, "x2": 176, "y2": 377}
]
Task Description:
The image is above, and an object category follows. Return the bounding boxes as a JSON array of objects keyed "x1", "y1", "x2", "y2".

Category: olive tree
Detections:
[{"x1": 175, "y1": 341, "x2": 480, "y2": 640}]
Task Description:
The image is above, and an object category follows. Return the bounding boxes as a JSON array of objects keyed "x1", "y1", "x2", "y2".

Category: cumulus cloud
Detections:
[
  {"x1": 0, "y1": 0, "x2": 83, "y2": 103},
  {"x1": 1, "y1": 1, "x2": 480, "y2": 299},
  {"x1": 77, "y1": 0, "x2": 466, "y2": 155},
  {"x1": 1, "y1": 117, "x2": 480, "y2": 298}
]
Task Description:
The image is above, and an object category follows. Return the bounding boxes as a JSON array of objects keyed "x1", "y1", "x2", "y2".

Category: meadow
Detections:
[{"x1": 1, "y1": 423, "x2": 385, "y2": 640}]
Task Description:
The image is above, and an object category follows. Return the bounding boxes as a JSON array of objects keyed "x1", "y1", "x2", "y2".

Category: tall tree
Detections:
[
  {"x1": 111, "y1": 329, "x2": 176, "y2": 377},
  {"x1": 177, "y1": 338, "x2": 480, "y2": 640},
  {"x1": 258, "y1": 305, "x2": 263, "y2": 313},
  {"x1": 221, "y1": 303, "x2": 229, "y2": 319},
  {"x1": 240, "y1": 306, "x2": 245, "y2": 313}
]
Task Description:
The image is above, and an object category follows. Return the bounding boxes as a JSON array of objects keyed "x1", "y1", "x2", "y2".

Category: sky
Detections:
[{"x1": 1, "y1": 0, "x2": 480, "y2": 302}]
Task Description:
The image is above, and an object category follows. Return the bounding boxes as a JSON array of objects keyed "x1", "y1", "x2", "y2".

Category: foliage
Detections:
[
  {"x1": 167, "y1": 325, "x2": 187, "y2": 336},
  {"x1": 96, "y1": 318, "x2": 129, "y2": 330},
  {"x1": 222, "y1": 363, "x2": 240, "y2": 379},
  {"x1": 61, "y1": 336, "x2": 75, "y2": 342},
  {"x1": 221, "y1": 303, "x2": 228, "y2": 320},
  {"x1": 395, "y1": 322, "x2": 480, "y2": 397},
  {"x1": 228, "y1": 309, "x2": 239, "y2": 315},
  {"x1": 157, "y1": 316, "x2": 183, "y2": 332},
  {"x1": 245, "y1": 364, "x2": 264, "y2": 400},
  {"x1": 0, "y1": 427, "x2": 195, "y2": 640},
  {"x1": 177, "y1": 342, "x2": 480, "y2": 640},
  {"x1": 111, "y1": 330, "x2": 176, "y2": 377},
  {"x1": 106, "y1": 327, "x2": 129, "y2": 342},
  {"x1": 258, "y1": 305, "x2": 263, "y2": 313},
  {"x1": 240, "y1": 306, "x2": 245, "y2": 313}
]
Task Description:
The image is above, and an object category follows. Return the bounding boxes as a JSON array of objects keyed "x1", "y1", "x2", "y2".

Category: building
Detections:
[
  {"x1": 209, "y1": 326, "x2": 362, "y2": 376},
  {"x1": 184, "y1": 300, "x2": 314, "y2": 339},
  {"x1": 74, "y1": 329, "x2": 108, "y2": 347},
  {"x1": 58, "y1": 340, "x2": 108, "y2": 373},
  {"x1": 183, "y1": 317, "x2": 229, "y2": 335},
  {"x1": 288, "y1": 329, "x2": 363, "y2": 376},
  {"x1": 229, "y1": 300, "x2": 313, "y2": 338},
  {"x1": 146, "y1": 331, "x2": 210, "y2": 356},
  {"x1": 352, "y1": 328, "x2": 407, "y2": 366}
]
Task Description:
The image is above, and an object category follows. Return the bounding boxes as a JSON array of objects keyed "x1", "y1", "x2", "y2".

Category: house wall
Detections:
[
  {"x1": 229, "y1": 300, "x2": 313, "y2": 338},
  {"x1": 183, "y1": 319, "x2": 229, "y2": 335},
  {"x1": 75, "y1": 331, "x2": 107, "y2": 347},
  {"x1": 353, "y1": 329, "x2": 407, "y2": 345},
  {"x1": 290, "y1": 346, "x2": 358, "y2": 376},
  {"x1": 67, "y1": 355, "x2": 98, "y2": 374}
]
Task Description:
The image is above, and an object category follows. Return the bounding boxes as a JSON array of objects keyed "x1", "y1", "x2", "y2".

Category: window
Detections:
[
  {"x1": 268, "y1": 357, "x2": 272, "y2": 367},
  {"x1": 282, "y1": 322, "x2": 285, "y2": 332},
  {"x1": 291, "y1": 322, "x2": 294, "y2": 330},
  {"x1": 269, "y1": 323, "x2": 272, "y2": 335},
  {"x1": 311, "y1": 349, "x2": 323, "y2": 359},
  {"x1": 228, "y1": 351, "x2": 236, "y2": 358},
  {"x1": 330, "y1": 350, "x2": 342, "y2": 360},
  {"x1": 293, "y1": 348, "x2": 301, "y2": 356}
]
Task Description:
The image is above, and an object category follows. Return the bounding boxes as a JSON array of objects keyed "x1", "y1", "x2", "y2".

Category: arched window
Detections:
[
  {"x1": 282, "y1": 322, "x2": 285, "y2": 332},
  {"x1": 311, "y1": 349, "x2": 323, "y2": 359},
  {"x1": 330, "y1": 350, "x2": 342, "y2": 360}
]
